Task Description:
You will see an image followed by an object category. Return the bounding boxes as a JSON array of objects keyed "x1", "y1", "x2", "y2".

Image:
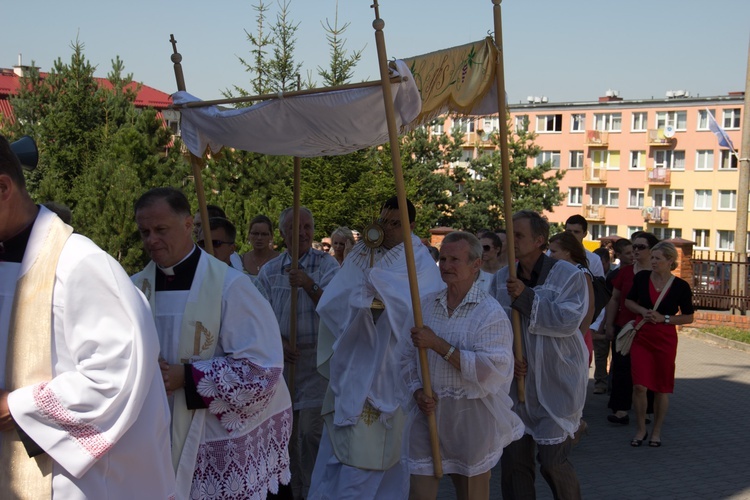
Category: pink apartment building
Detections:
[{"x1": 439, "y1": 91, "x2": 746, "y2": 254}]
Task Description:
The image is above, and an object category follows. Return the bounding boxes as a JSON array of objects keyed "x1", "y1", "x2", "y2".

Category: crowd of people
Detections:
[{"x1": 0, "y1": 133, "x2": 696, "y2": 499}]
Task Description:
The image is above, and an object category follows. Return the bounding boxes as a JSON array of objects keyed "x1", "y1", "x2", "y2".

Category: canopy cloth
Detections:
[{"x1": 175, "y1": 60, "x2": 420, "y2": 158}]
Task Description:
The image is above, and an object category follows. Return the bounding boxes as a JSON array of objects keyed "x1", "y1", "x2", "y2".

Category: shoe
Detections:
[
  {"x1": 593, "y1": 387, "x2": 607, "y2": 394},
  {"x1": 607, "y1": 414, "x2": 629, "y2": 425},
  {"x1": 630, "y1": 431, "x2": 648, "y2": 447},
  {"x1": 648, "y1": 440, "x2": 662, "y2": 447}
]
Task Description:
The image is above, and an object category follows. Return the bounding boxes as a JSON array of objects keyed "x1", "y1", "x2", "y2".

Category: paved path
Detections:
[{"x1": 436, "y1": 332, "x2": 750, "y2": 499}]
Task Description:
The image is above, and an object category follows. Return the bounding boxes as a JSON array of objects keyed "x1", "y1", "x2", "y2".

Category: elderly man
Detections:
[
  {"x1": 259, "y1": 206, "x2": 339, "y2": 500},
  {"x1": 405, "y1": 231, "x2": 524, "y2": 500},
  {"x1": 132, "y1": 187, "x2": 291, "y2": 500},
  {"x1": 490, "y1": 210, "x2": 588, "y2": 500},
  {"x1": 310, "y1": 197, "x2": 444, "y2": 499},
  {"x1": 0, "y1": 136, "x2": 175, "y2": 499}
]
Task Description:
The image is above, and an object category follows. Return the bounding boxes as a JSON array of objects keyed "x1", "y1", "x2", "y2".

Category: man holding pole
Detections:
[
  {"x1": 259, "y1": 206, "x2": 339, "y2": 500},
  {"x1": 132, "y1": 187, "x2": 292, "y2": 499},
  {"x1": 309, "y1": 196, "x2": 443, "y2": 499},
  {"x1": 490, "y1": 210, "x2": 589, "y2": 500}
]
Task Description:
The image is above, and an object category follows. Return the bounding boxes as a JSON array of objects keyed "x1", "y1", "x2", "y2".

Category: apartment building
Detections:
[{"x1": 438, "y1": 90, "x2": 746, "y2": 253}]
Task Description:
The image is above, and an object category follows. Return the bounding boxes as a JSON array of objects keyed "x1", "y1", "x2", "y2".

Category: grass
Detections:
[{"x1": 702, "y1": 326, "x2": 750, "y2": 344}]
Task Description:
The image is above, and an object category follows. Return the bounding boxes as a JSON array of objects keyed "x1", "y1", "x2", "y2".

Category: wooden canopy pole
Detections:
[
  {"x1": 371, "y1": 1, "x2": 442, "y2": 479},
  {"x1": 170, "y1": 34, "x2": 215, "y2": 257},
  {"x1": 287, "y1": 156, "x2": 301, "y2": 399},
  {"x1": 491, "y1": 0, "x2": 525, "y2": 402}
]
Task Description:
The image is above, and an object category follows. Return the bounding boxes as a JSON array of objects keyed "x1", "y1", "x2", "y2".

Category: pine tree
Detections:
[
  {"x1": 268, "y1": 0, "x2": 302, "y2": 93},
  {"x1": 317, "y1": 1, "x2": 365, "y2": 87}
]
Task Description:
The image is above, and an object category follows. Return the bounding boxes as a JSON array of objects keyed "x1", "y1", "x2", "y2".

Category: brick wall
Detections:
[{"x1": 679, "y1": 311, "x2": 750, "y2": 330}]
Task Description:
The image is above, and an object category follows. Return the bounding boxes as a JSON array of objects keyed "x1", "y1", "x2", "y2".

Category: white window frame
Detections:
[
  {"x1": 627, "y1": 226, "x2": 643, "y2": 238},
  {"x1": 720, "y1": 150, "x2": 738, "y2": 170},
  {"x1": 694, "y1": 189, "x2": 712, "y2": 210},
  {"x1": 514, "y1": 115, "x2": 529, "y2": 133},
  {"x1": 593, "y1": 113, "x2": 622, "y2": 132},
  {"x1": 568, "y1": 186, "x2": 583, "y2": 206},
  {"x1": 536, "y1": 151, "x2": 561, "y2": 169},
  {"x1": 591, "y1": 150, "x2": 621, "y2": 170},
  {"x1": 569, "y1": 150, "x2": 584, "y2": 169},
  {"x1": 536, "y1": 114, "x2": 563, "y2": 133},
  {"x1": 654, "y1": 227, "x2": 682, "y2": 240},
  {"x1": 718, "y1": 190, "x2": 737, "y2": 211},
  {"x1": 483, "y1": 117, "x2": 499, "y2": 132},
  {"x1": 695, "y1": 150, "x2": 714, "y2": 171},
  {"x1": 717, "y1": 230, "x2": 734, "y2": 251},
  {"x1": 590, "y1": 224, "x2": 618, "y2": 240},
  {"x1": 697, "y1": 109, "x2": 715, "y2": 131},
  {"x1": 631, "y1": 112, "x2": 647, "y2": 132},
  {"x1": 431, "y1": 122, "x2": 444, "y2": 134},
  {"x1": 652, "y1": 188, "x2": 684, "y2": 209},
  {"x1": 570, "y1": 114, "x2": 585, "y2": 133},
  {"x1": 590, "y1": 187, "x2": 619, "y2": 207},
  {"x1": 629, "y1": 150, "x2": 647, "y2": 170},
  {"x1": 654, "y1": 150, "x2": 686, "y2": 170},
  {"x1": 628, "y1": 188, "x2": 644, "y2": 209},
  {"x1": 693, "y1": 229, "x2": 710, "y2": 250},
  {"x1": 722, "y1": 108, "x2": 741, "y2": 129},
  {"x1": 656, "y1": 111, "x2": 687, "y2": 131}
]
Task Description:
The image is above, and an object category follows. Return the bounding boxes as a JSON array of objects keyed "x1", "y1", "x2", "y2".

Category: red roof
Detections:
[{"x1": 0, "y1": 69, "x2": 172, "y2": 122}]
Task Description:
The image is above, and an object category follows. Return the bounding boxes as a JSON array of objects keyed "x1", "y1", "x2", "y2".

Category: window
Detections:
[
  {"x1": 630, "y1": 150, "x2": 647, "y2": 170},
  {"x1": 483, "y1": 117, "x2": 499, "y2": 132},
  {"x1": 569, "y1": 150, "x2": 584, "y2": 169},
  {"x1": 628, "y1": 188, "x2": 644, "y2": 208},
  {"x1": 653, "y1": 188, "x2": 684, "y2": 209},
  {"x1": 694, "y1": 189, "x2": 712, "y2": 210},
  {"x1": 653, "y1": 228, "x2": 682, "y2": 240},
  {"x1": 656, "y1": 111, "x2": 687, "y2": 130},
  {"x1": 631, "y1": 112, "x2": 647, "y2": 132},
  {"x1": 720, "y1": 150, "x2": 738, "y2": 169},
  {"x1": 697, "y1": 109, "x2": 715, "y2": 131},
  {"x1": 591, "y1": 150, "x2": 620, "y2": 169},
  {"x1": 590, "y1": 225, "x2": 618, "y2": 240},
  {"x1": 570, "y1": 114, "x2": 585, "y2": 132},
  {"x1": 627, "y1": 226, "x2": 643, "y2": 238},
  {"x1": 718, "y1": 190, "x2": 737, "y2": 210},
  {"x1": 568, "y1": 187, "x2": 583, "y2": 206},
  {"x1": 536, "y1": 151, "x2": 561, "y2": 169},
  {"x1": 536, "y1": 114, "x2": 563, "y2": 132},
  {"x1": 693, "y1": 229, "x2": 710, "y2": 250},
  {"x1": 430, "y1": 121, "x2": 444, "y2": 134},
  {"x1": 695, "y1": 150, "x2": 714, "y2": 171},
  {"x1": 717, "y1": 230, "x2": 734, "y2": 250},
  {"x1": 593, "y1": 113, "x2": 622, "y2": 132},
  {"x1": 723, "y1": 108, "x2": 741, "y2": 129},
  {"x1": 453, "y1": 118, "x2": 475, "y2": 134},
  {"x1": 654, "y1": 150, "x2": 685, "y2": 170},
  {"x1": 590, "y1": 187, "x2": 619, "y2": 207},
  {"x1": 514, "y1": 115, "x2": 529, "y2": 132}
]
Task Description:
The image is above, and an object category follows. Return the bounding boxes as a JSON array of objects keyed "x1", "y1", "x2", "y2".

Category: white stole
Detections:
[{"x1": 133, "y1": 252, "x2": 225, "y2": 499}]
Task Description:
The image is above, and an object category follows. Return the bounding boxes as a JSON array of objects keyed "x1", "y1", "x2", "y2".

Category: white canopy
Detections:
[{"x1": 174, "y1": 60, "x2": 420, "y2": 158}]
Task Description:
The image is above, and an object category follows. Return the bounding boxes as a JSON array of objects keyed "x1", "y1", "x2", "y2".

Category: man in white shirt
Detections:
[{"x1": 0, "y1": 135, "x2": 175, "y2": 499}]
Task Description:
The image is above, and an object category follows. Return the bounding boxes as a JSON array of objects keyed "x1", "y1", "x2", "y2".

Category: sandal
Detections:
[
  {"x1": 630, "y1": 431, "x2": 648, "y2": 447},
  {"x1": 648, "y1": 440, "x2": 662, "y2": 447}
]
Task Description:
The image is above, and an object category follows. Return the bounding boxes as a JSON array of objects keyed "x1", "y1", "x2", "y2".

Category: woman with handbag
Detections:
[{"x1": 624, "y1": 241, "x2": 694, "y2": 447}]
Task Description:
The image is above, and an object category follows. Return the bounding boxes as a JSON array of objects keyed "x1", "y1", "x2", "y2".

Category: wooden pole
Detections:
[
  {"x1": 169, "y1": 34, "x2": 214, "y2": 256},
  {"x1": 492, "y1": 0, "x2": 525, "y2": 402},
  {"x1": 169, "y1": 77, "x2": 403, "y2": 109},
  {"x1": 287, "y1": 156, "x2": 301, "y2": 399},
  {"x1": 371, "y1": 1, "x2": 442, "y2": 479}
]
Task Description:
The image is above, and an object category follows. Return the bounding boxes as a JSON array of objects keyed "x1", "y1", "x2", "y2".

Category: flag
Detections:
[{"x1": 706, "y1": 108, "x2": 736, "y2": 152}]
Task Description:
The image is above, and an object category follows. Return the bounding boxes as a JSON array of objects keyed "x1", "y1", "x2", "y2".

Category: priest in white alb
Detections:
[
  {"x1": 0, "y1": 135, "x2": 176, "y2": 499},
  {"x1": 132, "y1": 187, "x2": 292, "y2": 500}
]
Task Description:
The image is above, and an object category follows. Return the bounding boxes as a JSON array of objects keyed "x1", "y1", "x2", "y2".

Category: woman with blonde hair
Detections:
[{"x1": 330, "y1": 226, "x2": 355, "y2": 266}]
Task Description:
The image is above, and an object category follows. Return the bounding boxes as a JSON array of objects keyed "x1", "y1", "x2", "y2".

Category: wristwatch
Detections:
[
  {"x1": 310, "y1": 283, "x2": 321, "y2": 294},
  {"x1": 664, "y1": 315, "x2": 671, "y2": 324}
]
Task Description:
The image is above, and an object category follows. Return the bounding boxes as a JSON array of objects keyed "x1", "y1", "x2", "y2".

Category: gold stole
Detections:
[
  {"x1": 0, "y1": 214, "x2": 73, "y2": 500},
  {"x1": 132, "y1": 253, "x2": 224, "y2": 492}
]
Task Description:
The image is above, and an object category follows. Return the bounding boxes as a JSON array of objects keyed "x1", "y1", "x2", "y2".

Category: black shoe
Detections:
[
  {"x1": 607, "y1": 414, "x2": 629, "y2": 425},
  {"x1": 631, "y1": 431, "x2": 648, "y2": 447}
]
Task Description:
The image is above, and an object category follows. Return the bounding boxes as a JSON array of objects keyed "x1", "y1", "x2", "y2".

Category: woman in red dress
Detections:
[{"x1": 625, "y1": 241, "x2": 694, "y2": 447}]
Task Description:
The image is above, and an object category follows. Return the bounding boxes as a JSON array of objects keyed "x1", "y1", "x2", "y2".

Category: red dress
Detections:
[{"x1": 630, "y1": 280, "x2": 678, "y2": 393}]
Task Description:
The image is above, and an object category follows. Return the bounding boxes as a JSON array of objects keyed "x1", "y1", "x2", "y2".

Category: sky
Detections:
[{"x1": 2, "y1": 0, "x2": 749, "y2": 105}]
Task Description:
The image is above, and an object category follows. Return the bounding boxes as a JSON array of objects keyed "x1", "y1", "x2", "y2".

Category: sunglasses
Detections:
[
  {"x1": 197, "y1": 239, "x2": 234, "y2": 249},
  {"x1": 632, "y1": 244, "x2": 649, "y2": 251}
]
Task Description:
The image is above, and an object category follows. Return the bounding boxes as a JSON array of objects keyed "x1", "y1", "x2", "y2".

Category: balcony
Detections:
[
  {"x1": 583, "y1": 204, "x2": 606, "y2": 221},
  {"x1": 583, "y1": 165, "x2": 607, "y2": 183},
  {"x1": 643, "y1": 206, "x2": 669, "y2": 224},
  {"x1": 647, "y1": 167, "x2": 671, "y2": 184},
  {"x1": 647, "y1": 129, "x2": 675, "y2": 146},
  {"x1": 585, "y1": 130, "x2": 609, "y2": 147}
]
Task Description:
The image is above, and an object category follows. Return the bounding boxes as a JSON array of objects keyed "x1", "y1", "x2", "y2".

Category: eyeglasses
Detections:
[
  {"x1": 377, "y1": 218, "x2": 401, "y2": 229},
  {"x1": 482, "y1": 245, "x2": 492, "y2": 251},
  {"x1": 197, "y1": 239, "x2": 234, "y2": 249},
  {"x1": 632, "y1": 244, "x2": 649, "y2": 251},
  {"x1": 249, "y1": 231, "x2": 271, "y2": 237}
]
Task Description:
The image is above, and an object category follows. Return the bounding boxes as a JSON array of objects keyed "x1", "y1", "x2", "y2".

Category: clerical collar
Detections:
[
  {"x1": 155, "y1": 245, "x2": 201, "y2": 291},
  {"x1": 0, "y1": 216, "x2": 36, "y2": 263}
]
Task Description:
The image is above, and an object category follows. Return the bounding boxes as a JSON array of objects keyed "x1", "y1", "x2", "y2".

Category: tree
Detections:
[
  {"x1": 230, "y1": 0, "x2": 275, "y2": 98},
  {"x1": 316, "y1": 1, "x2": 365, "y2": 87},
  {"x1": 268, "y1": 0, "x2": 303, "y2": 92},
  {"x1": 451, "y1": 116, "x2": 565, "y2": 232}
]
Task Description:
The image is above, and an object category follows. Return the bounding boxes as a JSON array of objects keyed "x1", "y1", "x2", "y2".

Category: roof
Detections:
[{"x1": 0, "y1": 68, "x2": 172, "y2": 122}]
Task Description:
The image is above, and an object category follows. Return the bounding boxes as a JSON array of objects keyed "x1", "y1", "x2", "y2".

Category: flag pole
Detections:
[
  {"x1": 492, "y1": 0, "x2": 525, "y2": 402},
  {"x1": 170, "y1": 35, "x2": 215, "y2": 257},
  {"x1": 372, "y1": 1, "x2": 442, "y2": 479},
  {"x1": 732, "y1": 37, "x2": 750, "y2": 312}
]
